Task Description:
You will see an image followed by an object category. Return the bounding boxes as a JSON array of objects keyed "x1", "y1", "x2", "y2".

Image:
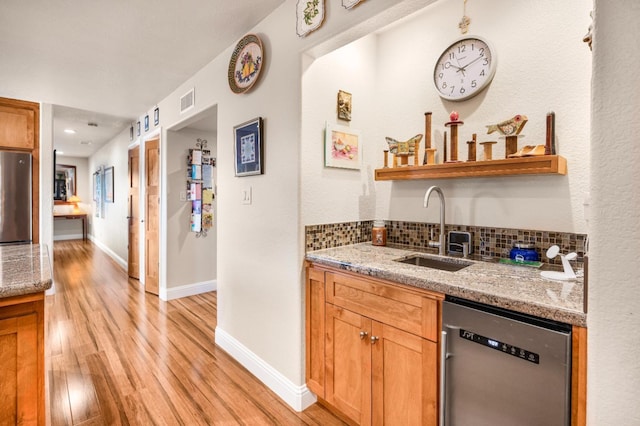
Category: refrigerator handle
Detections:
[{"x1": 440, "y1": 330, "x2": 447, "y2": 426}]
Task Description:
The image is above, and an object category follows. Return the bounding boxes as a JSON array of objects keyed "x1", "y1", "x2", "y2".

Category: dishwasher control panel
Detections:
[{"x1": 460, "y1": 329, "x2": 540, "y2": 364}]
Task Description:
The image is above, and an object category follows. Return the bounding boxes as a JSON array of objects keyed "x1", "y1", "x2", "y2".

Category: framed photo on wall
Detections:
[
  {"x1": 104, "y1": 166, "x2": 114, "y2": 203},
  {"x1": 325, "y1": 122, "x2": 362, "y2": 170},
  {"x1": 234, "y1": 117, "x2": 264, "y2": 177}
]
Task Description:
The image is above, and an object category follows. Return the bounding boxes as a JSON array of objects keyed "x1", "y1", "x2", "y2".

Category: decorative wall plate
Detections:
[
  {"x1": 342, "y1": 0, "x2": 365, "y2": 9},
  {"x1": 228, "y1": 34, "x2": 264, "y2": 94},
  {"x1": 296, "y1": 0, "x2": 325, "y2": 37}
]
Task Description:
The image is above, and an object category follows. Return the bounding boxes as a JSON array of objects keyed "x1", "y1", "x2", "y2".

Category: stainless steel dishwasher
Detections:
[{"x1": 441, "y1": 296, "x2": 572, "y2": 426}]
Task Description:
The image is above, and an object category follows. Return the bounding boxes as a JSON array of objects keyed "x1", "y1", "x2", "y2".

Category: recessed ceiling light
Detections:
[
  {"x1": 57, "y1": 151, "x2": 64, "y2": 155},
  {"x1": 80, "y1": 141, "x2": 92, "y2": 145},
  {"x1": 64, "y1": 129, "x2": 76, "y2": 134}
]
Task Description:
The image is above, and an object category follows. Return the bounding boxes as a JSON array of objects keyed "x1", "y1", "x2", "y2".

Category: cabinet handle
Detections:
[
  {"x1": 370, "y1": 336, "x2": 379, "y2": 344},
  {"x1": 359, "y1": 331, "x2": 368, "y2": 340}
]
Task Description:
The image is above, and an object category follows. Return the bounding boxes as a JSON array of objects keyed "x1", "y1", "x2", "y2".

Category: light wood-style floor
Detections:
[{"x1": 47, "y1": 240, "x2": 344, "y2": 425}]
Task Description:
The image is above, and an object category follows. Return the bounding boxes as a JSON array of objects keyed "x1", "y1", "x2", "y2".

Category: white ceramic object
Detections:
[{"x1": 541, "y1": 245, "x2": 577, "y2": 281}]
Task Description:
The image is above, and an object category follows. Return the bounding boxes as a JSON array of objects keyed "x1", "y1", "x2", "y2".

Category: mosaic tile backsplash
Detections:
[{"x1": 305, "y1": 220, "x2": 587, "y2": 266}]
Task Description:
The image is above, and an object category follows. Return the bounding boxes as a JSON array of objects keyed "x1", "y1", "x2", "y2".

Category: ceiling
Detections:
[{"x1": 0, "y1": 0, "x2": 285, "y2": 157}]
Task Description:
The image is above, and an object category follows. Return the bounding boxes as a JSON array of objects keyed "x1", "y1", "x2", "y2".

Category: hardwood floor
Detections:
[{"x1": 47, "y1": 240, "x2": 344, "y2": 425}]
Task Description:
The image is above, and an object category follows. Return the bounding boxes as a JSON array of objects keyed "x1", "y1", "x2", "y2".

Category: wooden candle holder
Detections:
[
  {"x1": 445, "y1": 120, "x2": 463, "y2": 162},
  {"x1": 505, "y1": 135, "x2": 519, "y2": 158},
  {"x1": 480, "y1": 141, "x2": 498, "y2": 161},
  {"x1": 467, "y1": 133, "x2": 477, "y2": 162}
]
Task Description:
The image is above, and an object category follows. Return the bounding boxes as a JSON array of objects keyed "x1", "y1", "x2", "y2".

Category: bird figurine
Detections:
[
  {"x1": 486, "y1": 114, "x2": 528, "y2": 136},
  {"x1": 385, "y1": 134, "x2": 423, "y2": 155}
]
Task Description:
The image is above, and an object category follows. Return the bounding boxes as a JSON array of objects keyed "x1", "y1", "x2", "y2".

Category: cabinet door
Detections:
[
  {"x1": 0, "y1": 313, "x2": 39, "y2": 425},
  {"x1": 371, "y1": 321, "x2": 437, "y2": 426},
  {"x1": 325, "y1": 304, "x2": 372, "y2": 426},
  {"x1": 305, "y1": 267, "x2": 326, "y2": 397},
  {"x1": 0, "y1": 100, "x2": 37, "y2": 150}
]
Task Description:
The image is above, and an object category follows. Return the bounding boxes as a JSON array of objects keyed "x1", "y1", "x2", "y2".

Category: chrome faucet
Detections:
[{"x1": 424, "y1": 186, "x2": 446, "y2": 256}]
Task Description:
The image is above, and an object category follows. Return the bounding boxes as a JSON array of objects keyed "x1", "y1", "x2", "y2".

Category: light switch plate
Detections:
[
  {"x1": 179, "y1": 191, "x2": 186, "y2": 202},
  {"x1": 242, "y1": 186, "x2": 252, "y2": 205}
]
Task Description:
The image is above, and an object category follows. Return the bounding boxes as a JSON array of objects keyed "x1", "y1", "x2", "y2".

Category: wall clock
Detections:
[
  {"x1": 228, "y1": 34, "x2": 264, "y2": 94},
  {"x1": 433, "y1": 36, "x2": 497, "y2": 101}
]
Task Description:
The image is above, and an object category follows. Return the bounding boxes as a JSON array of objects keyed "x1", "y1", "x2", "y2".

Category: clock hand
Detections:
[{"x1": 457, "y1": 55, "x2": 484, "y2": 72}]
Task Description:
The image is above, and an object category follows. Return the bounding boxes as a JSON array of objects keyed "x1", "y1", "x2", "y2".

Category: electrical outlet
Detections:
[{"x1": 242, "y1": 186, "x2": 252, "y2": 205}]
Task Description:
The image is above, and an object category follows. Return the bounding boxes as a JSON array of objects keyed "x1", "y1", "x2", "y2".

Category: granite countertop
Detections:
[
  {"x1": 306, "y1": 243, "x2": 586, "y2": 327},
  {"x1": 0, "y1": 244, "x2": 53, "y2": 299}
]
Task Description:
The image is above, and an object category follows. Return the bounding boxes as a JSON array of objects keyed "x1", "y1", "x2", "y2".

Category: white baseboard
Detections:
[
  {"x1": 88, "y1": 235, "x2": 127, "y2": 270},
  {"x1": 214, "y1": 327, "x2": 317, "y2": 412},
  {"x1": 53, "y1": 234, "x2": 84, "y2": 241},
  {"x1": 160, "y1": 280, "x2": 217, "y2": 301}
]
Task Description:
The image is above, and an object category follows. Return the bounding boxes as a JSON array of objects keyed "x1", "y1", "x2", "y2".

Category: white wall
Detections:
[
  {"x1": 87, "y1": 127, "x2": 131, "y2": 266},
  {"x1": 588, "y1": 1, "x2": 640, "y2": 423},
  {"x1": 302, "y1": 0, "x2": 592, "y2": 233},
  {"x1": 53, "y1": 155, "x2": 91, "y2": 240},
  {"x1": 149, "y1": 0, "x2": 433, "y2": 393},
  {"x1": 301, "y1": 35, "x2": 379, "y2": 223},
  {"x1": 165, "y1": 128, "x2": 217, "y2": 289}
]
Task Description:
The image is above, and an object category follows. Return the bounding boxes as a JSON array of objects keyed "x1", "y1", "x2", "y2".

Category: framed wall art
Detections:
[
  {"x1": 337, "y1": 90, "x2": 352, "y2": 121},
  {"x1": 234, "y1": 117, "x2": 264, "y2": 177},
  {"x1": 325, "y1": 122, "x2": 362, "y2": 170},
  {"x1": 154, "y1": 106, "x2": 160, "y2": 126},
  {"x1": 144, "y1": 115, "x2": 149, "y2": 132},
  {"x1": 93, "y1": 168, "x2": 103, "y2": 217},
  {"x1": 104, "y1": 166, "x2": 114, "y2": 203}
]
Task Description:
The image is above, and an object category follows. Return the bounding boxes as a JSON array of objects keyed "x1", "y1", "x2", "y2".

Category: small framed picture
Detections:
[
  {"x1": 104, "y1": 166, "x2": 114, "y2": 203},
  {"x1": 325, "y1": 122, "x2": 362, "y2": 170},
  {"x1": 337, "y1": 90, "x2": 352, "y2": 121},
  {"x1": 136, "y1": 121, "x2": 141, "y2": 136},
  {"x1": 154, "y1": 107, "x2": 159, "y2": 126},
  {"x1": 129, "y1": 125, "x2": 134, "y2": 141},
  {"x1": 144, "y1": 115, "x2": 149, "y2": 132},
  {"x1": 234, "y1": 117, "x2": 263, "y2": 177}
]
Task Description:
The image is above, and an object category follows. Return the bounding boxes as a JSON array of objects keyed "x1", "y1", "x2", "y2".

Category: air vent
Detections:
[{"x1": 180, "y1": 88, "x2": 195, "y2": 114}]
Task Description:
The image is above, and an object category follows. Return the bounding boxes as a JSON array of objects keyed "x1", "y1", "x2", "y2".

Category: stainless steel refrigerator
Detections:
[{"x1": 0, "y1": 151, "x2": 32, "y2": 244}]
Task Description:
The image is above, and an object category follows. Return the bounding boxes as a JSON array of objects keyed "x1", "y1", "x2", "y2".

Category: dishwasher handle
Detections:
[{"x1": 440, "y1": 330, "x2": 447, "y2": 426}]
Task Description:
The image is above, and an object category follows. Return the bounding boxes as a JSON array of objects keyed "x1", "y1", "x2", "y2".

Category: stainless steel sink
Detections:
[{"x1": 395, "y1": 254, "x2": 472, "y2": 272}]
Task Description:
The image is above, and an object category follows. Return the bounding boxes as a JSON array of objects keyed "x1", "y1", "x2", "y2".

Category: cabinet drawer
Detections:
[{"x1": 325, "y1": 271, "x2": 441, "y2": 342}]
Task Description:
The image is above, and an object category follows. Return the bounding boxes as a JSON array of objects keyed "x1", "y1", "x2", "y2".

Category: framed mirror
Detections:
[{"x1": 54, "y1": 164, "x2": 76, "y2": 202}]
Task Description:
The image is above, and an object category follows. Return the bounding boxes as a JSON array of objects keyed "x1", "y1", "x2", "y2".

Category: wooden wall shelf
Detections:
[{"x1": 374, "y1": 155, "x2": 567, "y2": 181}]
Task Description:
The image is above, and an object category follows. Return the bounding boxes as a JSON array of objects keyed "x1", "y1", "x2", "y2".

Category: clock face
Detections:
[{"x1": 433, "y1": 36, "x2": 497, "y2": 101}]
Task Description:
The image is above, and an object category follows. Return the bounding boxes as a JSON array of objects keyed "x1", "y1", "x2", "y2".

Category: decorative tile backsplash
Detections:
[{"x1": 305, "y1": 220, "x2": 587, "y2": 266}]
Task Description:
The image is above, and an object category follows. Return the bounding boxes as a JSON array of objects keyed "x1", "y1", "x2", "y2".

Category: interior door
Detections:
[
  {"x1": 127, "y1": 146, "x2": 140, "y2": 279},
  {"x1": 144, "y1": 138, "x2": 160, "y2": 295}
]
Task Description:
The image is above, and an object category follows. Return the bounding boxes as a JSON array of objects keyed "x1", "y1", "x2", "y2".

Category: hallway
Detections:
[{"x1": 46, "y1": 240, "x2": 343, "y2": 425}]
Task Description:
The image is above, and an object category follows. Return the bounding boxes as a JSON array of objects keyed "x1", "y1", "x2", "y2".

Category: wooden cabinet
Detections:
[
  {"x1": 306, "y1": 263, "x2": 443, "y2": 425},
  {"x1": 0, "y1": 98, "x2": 38, "y2": 150},
  {"x1": 0, "y1": 293, "x2": 45, "y2": 425},
  {"x1": 0, "y1": 96, "x2": 40, "y2": 243}
]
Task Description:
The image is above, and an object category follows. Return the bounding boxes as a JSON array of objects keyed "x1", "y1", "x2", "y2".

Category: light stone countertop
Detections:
[
  {"x1": 0, "y1": 244, "x2": 53, "y2": 299},
  {"x1": 306, "y1": 243, "x2": 586, "y2": 327}
]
